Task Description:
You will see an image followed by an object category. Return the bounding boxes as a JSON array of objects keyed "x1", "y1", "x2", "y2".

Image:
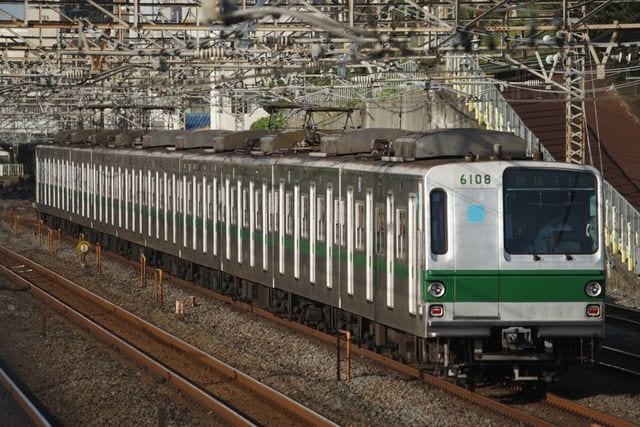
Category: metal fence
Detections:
[
  {"x1": 445, "y1": 55, "x2": 553, "y2": 160},
  {"x1": 604, "y1": 183, "x2": 639, "y2": 272},
  {"x1": 446, "y1": 54, "x2": 638, "y2": 273},
  {"x1": 0, "y1": 164, "x2": 24, "y2": 177}
]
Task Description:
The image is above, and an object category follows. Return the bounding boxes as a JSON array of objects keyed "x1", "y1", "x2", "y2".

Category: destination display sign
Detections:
[{"x1": 504, "y1": 168, "x2": 595, "y2": 189}]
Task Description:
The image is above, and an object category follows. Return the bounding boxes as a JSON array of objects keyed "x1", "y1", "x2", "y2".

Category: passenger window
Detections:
[
  {"x1": 177, "y1": 180, "x2": 182, "y2": 212},
  {"x1": 268, "y1": 192, "x2": 273, "y2": 231},
  {"x1": 272, "y1": 190, "x2": 279, "y2": 231},
  {"x1": 242, "y1": 189, "x2": 249, "y2": 228},
  {"x1": 376, "y1": 205, "x2": 385, "y2": 255},
  {"x1": 135, "y1": 176, "x2": 141, "y2": 206},
  {"x1": 301, "y1": 194, "x2": 309, "y2": 238},
  {"x1": 318, "y1": 197, "x2": 326, "y2": 241},
  {"x1": 153, "y1": 177, "x2": 157, "y2": 208},
  {"x1": 255, "y1": 190, "x2": 262, "y2": 231},
  {"x1": 334, "y1": 198, "x2": 341, "y2": 245},
  {"x1": 217, "y1": 183, "x2": 224, "y2": 221},
  {"x1": 430, "y1": 190, "x2": 448, "y2": 254},
  {"x1": 355, "y1": 201, "x2": 365, "y2": 250},
  {"x1": 207, "y1": 184, "x2": 213, "y2": 219},
  {"x1": 285, "y1": 192, "x2": 293, "y2": 235},
  {"x1": 230, "y1": 188, "x2": 237, "y2": 225},
  {"x1": 396, "y1": 208, "x2": 407, "y2": 259},
  {"x1": 340, "y1": 198, "x2": 346, "y2": 246}
]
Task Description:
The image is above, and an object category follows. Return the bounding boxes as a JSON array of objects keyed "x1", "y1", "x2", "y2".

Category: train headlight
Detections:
[
  {"x1": 428, "y1": 281, "x2": 446, "y2": 298},
  {"x1": 585, "y1": 281, "x2": 602, "y2": 298}
]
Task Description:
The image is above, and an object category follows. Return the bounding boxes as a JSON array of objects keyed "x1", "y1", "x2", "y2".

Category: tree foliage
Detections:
[{"x1": 250, "y1": 111, "x2": 287, "y2": 131}]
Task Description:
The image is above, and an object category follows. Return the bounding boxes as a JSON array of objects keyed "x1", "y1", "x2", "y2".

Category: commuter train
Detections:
[{"x1": 35, "y1": 127, "x2": 605, "y2": 386}]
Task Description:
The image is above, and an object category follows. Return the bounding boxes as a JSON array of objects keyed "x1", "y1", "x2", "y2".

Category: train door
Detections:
[{"x1": 452, "y1": 188, "x2": 500, "y2": 319}]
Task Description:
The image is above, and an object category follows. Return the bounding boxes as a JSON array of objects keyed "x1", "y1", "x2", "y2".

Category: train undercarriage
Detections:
[{"x1": 41, "y1": 213, "x2": 600, "y2": 388}]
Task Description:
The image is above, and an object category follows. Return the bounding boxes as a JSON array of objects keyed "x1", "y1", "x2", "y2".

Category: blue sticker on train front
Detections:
[{"x1": 467, "y1": 205, "x2": 485, "y2": 223}]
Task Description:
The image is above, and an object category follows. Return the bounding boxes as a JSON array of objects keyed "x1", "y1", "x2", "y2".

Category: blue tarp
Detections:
[{"x1": 185, "y1": 113, "x2": 211, "y2": 130}]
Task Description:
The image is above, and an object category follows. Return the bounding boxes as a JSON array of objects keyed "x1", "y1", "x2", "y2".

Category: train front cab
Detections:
[{"x1": 423, "y1": 162, "x2": 605, "y2": 384}]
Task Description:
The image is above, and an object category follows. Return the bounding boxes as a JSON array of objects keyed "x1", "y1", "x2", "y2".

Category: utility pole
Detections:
[{"x1": 564, "y1": 0, "x2": 587, "y2": 165}]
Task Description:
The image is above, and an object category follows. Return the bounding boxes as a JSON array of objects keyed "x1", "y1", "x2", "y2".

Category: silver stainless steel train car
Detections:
[{"x1": 35, "y1": 127, "x2": 605, "y2": 385}]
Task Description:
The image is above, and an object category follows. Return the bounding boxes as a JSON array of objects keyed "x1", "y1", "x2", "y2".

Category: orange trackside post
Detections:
[
  {"x1": 336, "y1": 330, "x2": 352, "y2": 382},
  {"x1": 154, "y1": 268, "x2": 164, "y2": 305},
  {"x1": 336, "y1": 331, "x2": 340, "y2": 381},
  {"x1": 140, "y1": 253, "x2": 147, "y2": 288},
  {"x1": 158, "y1": 269, "x2": 163, "y2": 304},
  {"x1": 346, "y1": 331, "x2": 351, "y2": 382},
  {"x1": 96, "y1": 243, "x2": 102, "y2": 275}
]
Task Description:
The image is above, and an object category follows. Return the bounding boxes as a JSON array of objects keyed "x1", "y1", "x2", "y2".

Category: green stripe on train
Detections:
[
  {"x1": 423, "y1": 270, "x2": 605, "y2": 303},
  {"x1": 54, "y1": 193, "x2": 409, "y2": 277}
]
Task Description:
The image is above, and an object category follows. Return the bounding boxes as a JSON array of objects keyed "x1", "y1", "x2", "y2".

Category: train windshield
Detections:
[{"x1": 503, "y1": 168, "x2": 598, "y2": 255}]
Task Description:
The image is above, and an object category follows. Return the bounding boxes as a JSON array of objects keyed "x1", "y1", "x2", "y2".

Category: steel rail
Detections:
[
  {"x1": 0, "y1": 262, "x2": 254, "y2": 427},
  {"x1": 545, "y1": 393, "x2": 635, "y2": 427},
  {"x1": 598, "y1": 346, "x2": 640, "y2": 377},
  {"x1": 0, "y1": 244, "x2": 336, "y2": 427},
  {"x1": 0, "y1": 366, "x2": 52, "y2": 427},
  {"x1": 605, "y1": 303, "x2": 640, "y2": 328}
]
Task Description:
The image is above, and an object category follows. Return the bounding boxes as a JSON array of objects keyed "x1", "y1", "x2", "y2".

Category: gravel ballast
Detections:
[{"x1": 0, "y1": 274, "x2": 217, "y2": 426}]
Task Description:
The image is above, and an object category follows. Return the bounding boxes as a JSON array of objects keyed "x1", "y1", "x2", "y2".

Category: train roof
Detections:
[
  {"x1": 38, "y1": 128, "x2": 600, "y2": 179},
  {"x1": 45, "y1": 127, "x2": 530, "y2": 161}
]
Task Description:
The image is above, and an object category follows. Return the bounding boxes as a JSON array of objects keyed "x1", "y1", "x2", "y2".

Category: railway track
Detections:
[
  {"x1": 601, "y1": 303, "x2": 640, "y2": 376},
  {"x1": 128, "y1": 259, "x2": 634, "y2": 426},
  {"x1": 605, "y1": 303, "x2": 640, "y2": 328},
  {"x1": 479, "y1": 385, "x2": 635, "y2": 427},
  {"x1": 598, "y1": 346, "x2": 640, "y2": 377},
  {"x1": 0, "y1": 213, "x2": 635, "y2": 426},
  {"x1": 0, "y1": 244, "x2": 335, "y2": 427},
  {"x1": 0, "y1": 363, "x2": 52, "y2": 427}
]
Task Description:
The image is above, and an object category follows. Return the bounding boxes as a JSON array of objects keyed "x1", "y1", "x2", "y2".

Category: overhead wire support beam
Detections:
[
  {"x1": 564, "y1": 48, "x2": 587, "y2": 164},
  {"x1": 564, "y1": 1, "x2": 587, "y2": 165}
]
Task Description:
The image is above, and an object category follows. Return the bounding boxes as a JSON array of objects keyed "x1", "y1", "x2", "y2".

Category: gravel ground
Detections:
[
  {"x1": 549, "y1": 364, "x2": 640, "y2": 423},
  {"x1": 0, "y1": 275, "x2": 218, "y2": 426},
  {"x1": 0, "y1": 212, "x2": 511, "y2": 426},
  {"x1": 607, "y1": 286, "x2": 640, "y2": 310}
]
